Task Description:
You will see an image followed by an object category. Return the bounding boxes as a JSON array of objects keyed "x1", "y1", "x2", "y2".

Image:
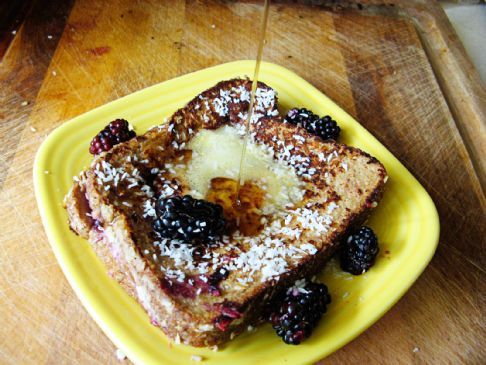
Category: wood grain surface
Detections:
[{"x1": 0, "y1": 0, "x2": 485, "y2": 364}]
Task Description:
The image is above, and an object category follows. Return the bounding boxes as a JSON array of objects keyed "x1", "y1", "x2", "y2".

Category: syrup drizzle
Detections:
[{"x1": 235, "y1": 0, "x2": 270, "y2": 204}]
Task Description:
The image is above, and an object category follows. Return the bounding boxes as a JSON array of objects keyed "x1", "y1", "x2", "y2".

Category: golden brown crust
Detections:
[
  {"x1": 65, "y1": 78, "x2": 387, "y2": 347},
  {"x1": 64, "y1": 177, "x2": 92, "y2": 238}
]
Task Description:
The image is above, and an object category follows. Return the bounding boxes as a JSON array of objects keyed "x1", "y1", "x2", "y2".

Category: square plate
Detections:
[{"x1": 34, "y1": 61, "x2": 439, "y2": 365}]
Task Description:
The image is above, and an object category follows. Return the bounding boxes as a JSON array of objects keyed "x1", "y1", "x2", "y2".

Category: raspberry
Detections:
[
  {"x1": 285, "y1": 108, "x2": 340, "y2": 140},
  {"x1": 340, "y1": 226, "x2": 379, "y2": 275},
  {"x1": 89, "y1": 119, "x2": 136, "y2": 154}
]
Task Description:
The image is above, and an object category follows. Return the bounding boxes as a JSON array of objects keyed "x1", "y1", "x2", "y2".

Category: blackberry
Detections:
[
  {"x1": 270, "y1": 281, "x2": 331, "y2": 345},
  {"x1": 89, "y1": 118, "x2": 136, "y2": 154},
  {"x1": 152, "y1": 195, "x2": 226, "y2": 243},
  {"x1": 340, "y1": 226, "x2": 379, "y2": 275},
  {"x1": 285, "y1": 108, "x2": 340, "y2": 140}
]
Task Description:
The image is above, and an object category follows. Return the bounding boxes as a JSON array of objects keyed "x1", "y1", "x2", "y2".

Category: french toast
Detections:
[{"x1": 64, "y1": 79, "x2": 387, "y2": 347}]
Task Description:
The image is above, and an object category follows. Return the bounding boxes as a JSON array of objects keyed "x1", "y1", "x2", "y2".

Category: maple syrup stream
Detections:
[{"x1": 235, "y1": 0, "x2": 270, "y2": 205}]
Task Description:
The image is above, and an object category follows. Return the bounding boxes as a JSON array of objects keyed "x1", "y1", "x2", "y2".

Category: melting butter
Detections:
[{"x1": 184, "y1": 126, "x2": 303, "y2": 213}]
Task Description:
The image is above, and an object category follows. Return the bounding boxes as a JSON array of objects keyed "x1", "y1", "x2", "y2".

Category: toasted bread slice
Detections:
[{"x1": 64, "y1": 79, "x2": 387, "y2": 347}]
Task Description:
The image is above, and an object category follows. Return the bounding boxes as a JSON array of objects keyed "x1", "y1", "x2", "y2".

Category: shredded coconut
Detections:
[{"x1": 115, "y1": 348, "x2": 126, "y2": 361}]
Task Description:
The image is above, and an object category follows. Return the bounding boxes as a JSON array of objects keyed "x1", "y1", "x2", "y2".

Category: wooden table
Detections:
[{"x1": 1, "y1": 0, "x2": 484, "y2": 363}]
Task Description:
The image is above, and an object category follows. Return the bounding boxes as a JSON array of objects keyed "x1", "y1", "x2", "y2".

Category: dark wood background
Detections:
[{"x1": 0, "y1": 0, "x2": 484, "y2": 364}]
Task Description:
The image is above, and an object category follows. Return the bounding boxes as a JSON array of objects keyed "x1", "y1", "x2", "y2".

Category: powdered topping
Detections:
[
  {"x1": 225, "y1": 221, "x2": 319, "y2": 283},
  {"x1": 291, "y1": 206, "x2": 332, "y2": 234},
  {"x1": 287, "y1": 278, "x2": 310, "y2": 295},
  {"x1": 200, "y1": 84, "x2": 277, "y2": 122},
  {"x1": 142, "y1": 199, "x2": 156, "y2": 218},
  {"x1": 270, "y1": 136, "x2": 343, "y2": 182},
  {"x1": 150, "y1": 198, "x2": 338, "y2": 285},
  {"x1": 155, "y1": 238, "x2": 230, "y2": 279},
  {"x1": 155, "y1": 172, "x2": 182, "y2": 199},
  {"x1": 93, "y1": 160, "x2": 154, "y2": 198}
]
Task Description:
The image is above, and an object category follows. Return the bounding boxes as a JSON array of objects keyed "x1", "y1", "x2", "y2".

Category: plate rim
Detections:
[{"x1": 33, "y1": 60, "x2": 440, "y2": 365}]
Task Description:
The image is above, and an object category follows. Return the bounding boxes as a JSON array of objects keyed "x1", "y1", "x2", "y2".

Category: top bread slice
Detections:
[{"x1": 64, "y1": 78, "x2": 387, "y2": 347}]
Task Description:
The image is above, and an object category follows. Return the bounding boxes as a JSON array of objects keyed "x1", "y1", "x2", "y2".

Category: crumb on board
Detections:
[
  {"x1": 52, "y1": 70, "x2": 57, "y2": 76},
  {"x1": 413, "y1": 347, "x2": 420, "y2": 353},
  {"x1": 30, "y1": 126, "x2": 37, "y2": 132},
  {"x1": 21, "y1": 100, "x2": 29, "y2": 106},
  {"x1": 191, "y1": 355, "x2": 203, "y2": 362}
]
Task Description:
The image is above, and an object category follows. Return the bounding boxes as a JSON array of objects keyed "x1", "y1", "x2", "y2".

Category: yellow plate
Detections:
[{"x1": 34, "y1": 61, "x2": 439, "y2": 365}]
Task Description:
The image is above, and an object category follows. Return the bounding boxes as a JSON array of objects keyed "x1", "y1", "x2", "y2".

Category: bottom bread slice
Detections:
[{"x1": 64, "y1": 78, "x2": 387, "y2": 347}]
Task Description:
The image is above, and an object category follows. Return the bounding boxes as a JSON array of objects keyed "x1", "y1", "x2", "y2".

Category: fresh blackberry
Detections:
[
  {"x1": 340, "y1": 226, "x2": 379, "y2": 275},
  {"x1": 152, "y1": 195, "x2": 226, "y2": 243},
  {"x1": 270, "y1": 281, "x2": 331, "y2": 345},
  {"x1": 285, "y1": 108, "x2": 340, "y2": 140},
  {"x1": 89, "y1": 118, "x2": 136, "y2": 154}
]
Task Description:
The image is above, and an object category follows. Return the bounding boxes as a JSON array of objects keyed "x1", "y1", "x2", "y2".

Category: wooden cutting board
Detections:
[{"x1": 0, "y1": 0, "x2": 484, "y2": 364}]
